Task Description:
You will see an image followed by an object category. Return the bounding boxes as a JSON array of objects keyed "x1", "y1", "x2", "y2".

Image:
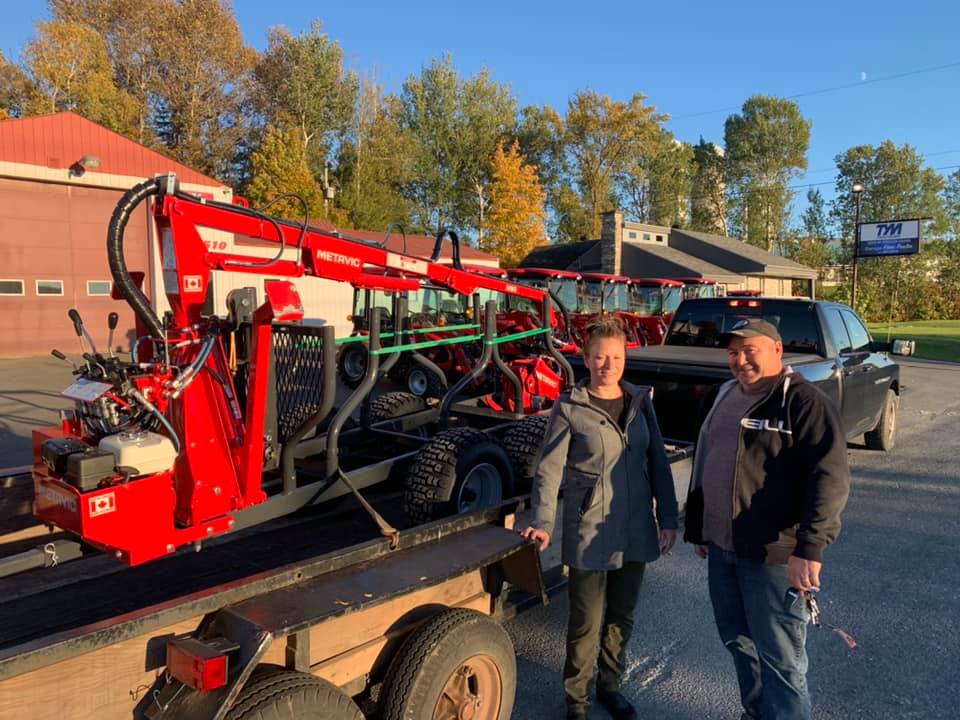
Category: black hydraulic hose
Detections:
[
  {"x1": 429, "y1": 228, "x2": 464, "y2": 270},
  {"x1": 107, "y1": 177, "x2": 165, "y2": 339}
]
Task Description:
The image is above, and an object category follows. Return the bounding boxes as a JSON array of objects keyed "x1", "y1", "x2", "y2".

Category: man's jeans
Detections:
[
  {"x1": 708, "y1": 545, "x2": 811, "y2": 720},
  {"x1": 564, "y1": 562, "x2": 646, "y2": 711}
]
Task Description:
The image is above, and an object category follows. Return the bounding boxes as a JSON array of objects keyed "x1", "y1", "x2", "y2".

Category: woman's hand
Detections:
[
  {"x1": 520, "y1": 526, "x2": 551, "y2": 551},
  {"x1": 659, "y1": 528, "x2": 677, "y2": 554}
]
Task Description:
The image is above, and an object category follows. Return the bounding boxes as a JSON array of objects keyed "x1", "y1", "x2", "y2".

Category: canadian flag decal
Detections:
[{"x1": 89, "y1": 492, "x2": 116, "y2": 518}]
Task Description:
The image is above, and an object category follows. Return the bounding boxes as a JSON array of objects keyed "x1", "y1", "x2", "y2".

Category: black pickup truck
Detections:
[{"x1": 574, "y1": 297, "x2": 910, "y2": 450}]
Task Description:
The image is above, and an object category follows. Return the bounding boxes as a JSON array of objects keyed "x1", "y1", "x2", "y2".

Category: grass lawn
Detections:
[{"x1": 867, "y1": 320, "x2": 960, "y2": 362}]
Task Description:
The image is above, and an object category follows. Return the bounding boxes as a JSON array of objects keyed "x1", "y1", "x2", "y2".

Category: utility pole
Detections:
[{"x1": 850, "y1": 183, "x2": 864, "y2": 312}]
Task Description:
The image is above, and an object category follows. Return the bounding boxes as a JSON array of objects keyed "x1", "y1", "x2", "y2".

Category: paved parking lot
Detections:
[{"x1": 508, "y1": 358, "x2": 960, "y2": 720}]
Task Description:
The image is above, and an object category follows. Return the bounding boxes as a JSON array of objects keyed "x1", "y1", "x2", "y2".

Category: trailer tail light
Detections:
[{"x1": 166, "y1": 636, "x2": 239, "y2": 692}]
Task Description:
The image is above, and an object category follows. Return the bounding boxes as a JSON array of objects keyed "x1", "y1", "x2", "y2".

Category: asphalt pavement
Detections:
[{"x1": 507, "y1": 357, "x2": 960, "y2": 720}]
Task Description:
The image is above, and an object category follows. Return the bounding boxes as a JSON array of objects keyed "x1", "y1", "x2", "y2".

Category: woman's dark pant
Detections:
[
  {"x1": 708, "y1": 545, "x2": 811, "y2": 720},
  {"x1": 564, "y1": 561, "x2": 646, "y2": 711}
]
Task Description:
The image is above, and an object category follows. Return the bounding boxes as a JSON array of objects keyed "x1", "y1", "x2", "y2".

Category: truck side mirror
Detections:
[{"x1": 891, "y1": 338, "x2": 915, "y2": 356}]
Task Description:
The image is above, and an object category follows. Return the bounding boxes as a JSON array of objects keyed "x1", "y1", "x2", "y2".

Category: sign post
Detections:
[{"x1": 851, "y1": 218, "x2": 921, "y2": 313}]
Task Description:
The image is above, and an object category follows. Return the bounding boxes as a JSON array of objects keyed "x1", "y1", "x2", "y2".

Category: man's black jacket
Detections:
[{"x1": 684, "y1": 372, "x2": 851, "y2": 564}]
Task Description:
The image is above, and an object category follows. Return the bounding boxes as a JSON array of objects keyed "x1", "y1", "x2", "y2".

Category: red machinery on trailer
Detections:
[
  {"x1": 670, "y1": 276, "x2": 722, "y2": 301},
  {"x1": 626, "y1": 277, "x2": 685, "y2": 344},
  {"x1": 29, "y1": 175, "x2": 572, "y2": 569}
]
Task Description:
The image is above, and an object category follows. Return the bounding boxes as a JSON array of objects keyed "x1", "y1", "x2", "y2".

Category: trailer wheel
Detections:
[
  {"x1": 380, "y1": 608, "x2": 516, "y2": 720},
  {"x1": 404, "y1": 428, "x2": 515, "y2": 524},
  {"x1": 369, "y1": 392, "x2": 429, "y2": 438},
  {"x1": 865, "y1": 388, "x2": 898, "y2": 451},
  {"x1": 501, "y1": 414, "x2": 549, "y2": 493},
  {"x1": 225, "y1": 664, "x2": 362, "y2": 720},
  {"x1": 338, "y1": 344, "x2": 368, "y2": 388}
]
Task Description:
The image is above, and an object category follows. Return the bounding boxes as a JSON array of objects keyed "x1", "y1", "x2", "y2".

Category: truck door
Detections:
[
  {"x1": 840, "y1": 310, "x2": 888, "y2": 433},
  {"x1": 822, "y1": 308, "x2": 863, "y2": 434}
]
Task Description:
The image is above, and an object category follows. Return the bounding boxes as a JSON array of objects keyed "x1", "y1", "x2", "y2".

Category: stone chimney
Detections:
[{"x1": 600, "y1": 210, "x2": 623, "y2": 275}]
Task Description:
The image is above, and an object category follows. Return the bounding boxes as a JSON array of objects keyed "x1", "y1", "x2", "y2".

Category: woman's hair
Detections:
[{"x1": 583, "y1": 316, "x2": 628, "y2": 351}]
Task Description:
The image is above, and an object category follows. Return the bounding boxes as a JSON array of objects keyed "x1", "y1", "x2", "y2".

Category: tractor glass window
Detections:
[
  {"x1": 547, "y1": 279, "x2": 578, "y2": 313},
  {"x1": 663, "y1": 286, "x2": 683, "y2": 315},
  {"x1": 0, "y1": 279, "x2": 24, "y2": 295},
  {"x1": 604, "y1": 283, "x2": 628, "y2": 311},
  {"x1": 630, "y1": 286, "x2": 663, "y2": 315},
  {"x1": 437, "y1": 290, "x2": 468, "y2": 324},
  {"x1": 581, "y1": 280, "x2": 603, "y2": 314}
]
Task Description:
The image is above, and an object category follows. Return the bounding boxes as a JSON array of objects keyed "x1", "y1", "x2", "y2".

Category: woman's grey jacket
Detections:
[{"x1": 530, "y1": 380, "x2": 678, "y2": 570}]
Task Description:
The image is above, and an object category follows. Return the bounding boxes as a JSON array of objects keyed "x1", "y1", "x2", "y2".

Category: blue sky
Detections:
[{"x1": 4, "y1": 1, "x2": 959, "y2": 224}]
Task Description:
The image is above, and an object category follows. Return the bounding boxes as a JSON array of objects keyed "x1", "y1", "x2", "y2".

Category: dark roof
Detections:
[
  {"x1": 670, "y1": 228, "x2": 817, "y2": 279},
  {"x1": 519, "y1": 240, "x2": 600, "y2": 270},
  {"x1": 619, "y1": 242, "x2": 743, "y2": 285},
  {"x1": 0, "y1": 111, "x2": 224, "y2": 187}
]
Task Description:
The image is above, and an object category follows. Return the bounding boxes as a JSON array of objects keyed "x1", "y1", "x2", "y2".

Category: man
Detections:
[{"x1": 685, "y1": 318, "x2": 850, "y2": 720}]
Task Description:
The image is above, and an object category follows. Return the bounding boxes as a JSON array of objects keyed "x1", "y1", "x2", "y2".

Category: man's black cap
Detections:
[{"x1": 728, "y1": 318, "x2": 782, "y2": 342}]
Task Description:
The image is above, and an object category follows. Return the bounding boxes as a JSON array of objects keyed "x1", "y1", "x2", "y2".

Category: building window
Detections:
[
  {"x1": 87, "y1": 280, "x2": 112, "y2": 296},
  {"x1": 628, "y1": 231, "x2": 637, "y2": 239},
  {"x1": 656, "y1": 235, "x2": 664, "y2": 242},
  {"x1": 0, "y1": 279, "x2": 25, "y2": 295},
  {"x1": 643, "y1": 233, "x2": 651, "y2": 241},
  {"x1": 37, "y1": 279, "x2": 64, "y2": 296}
]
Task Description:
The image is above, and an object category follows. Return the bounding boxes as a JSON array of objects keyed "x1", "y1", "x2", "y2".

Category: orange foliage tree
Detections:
[{"x1": 483, "y1": 140, "x2": 548, "y2": 267}]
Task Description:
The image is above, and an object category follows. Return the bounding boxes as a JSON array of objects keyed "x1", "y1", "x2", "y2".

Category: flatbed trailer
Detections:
[{"x1": 0, "y1": 441, "x2": 693, "y2": 720}]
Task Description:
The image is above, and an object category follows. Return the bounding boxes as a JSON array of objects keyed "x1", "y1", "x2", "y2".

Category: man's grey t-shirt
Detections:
[{"x1": 701, "y1": 376, "x2": 780, "y2": 551}]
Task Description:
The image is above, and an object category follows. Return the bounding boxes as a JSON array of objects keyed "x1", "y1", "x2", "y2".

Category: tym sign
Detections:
[{"x1": 858, "y1": 219, "x2": 921, "y2": 257}]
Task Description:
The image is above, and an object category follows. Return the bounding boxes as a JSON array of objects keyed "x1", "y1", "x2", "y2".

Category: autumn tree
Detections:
[
  {"x1": 255, "y1": 21, "x2": 358, "y2": 177},
  {"x1": 724, "y1": 95, "x2": 810, "y2": 251},
  {"x1": 483, "y1": 141, "x2": 548, "y2": 267},
  {"x1": 690, "y1": 139, "x2": 727, "y2": 235},
  {"x1": 21, "y1": 20, "x2": 138, "y2": 132},
  {"x1": 0, "y1": 52, "x2": 32, "y2": 119},
  {"x1": 245, "y1": 125, "x2": 325, "y2": 221},
  {"x1": 561, "y1": 90, "x2": 664, "y2": 240},
  {"x1": 398, "y1": 56, "x2": 517, "y2": 236},
  {"x1": 338, "y1": 82, "x2": 416, "y2": 231}
]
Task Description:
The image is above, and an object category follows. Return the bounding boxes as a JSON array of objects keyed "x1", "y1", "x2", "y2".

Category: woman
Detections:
[{"x1": 522, "y1": 317, "x2": 678, "y2": 720}]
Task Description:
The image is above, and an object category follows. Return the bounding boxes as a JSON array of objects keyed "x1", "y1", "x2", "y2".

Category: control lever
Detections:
[
  {"x1": 106, "y1": 312, "x2": 119, "y2": 357},
  {"x1": 50, "y1": 348, "x2": 79, "y2": 373},
  {"x1": 68, "y1": 308, "x2": 101, "y2": 358}
]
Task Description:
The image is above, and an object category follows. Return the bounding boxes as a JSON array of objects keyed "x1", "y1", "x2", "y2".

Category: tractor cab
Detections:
[{"x1": 671, "y1": 277, "x2": 723, "y2": 301}]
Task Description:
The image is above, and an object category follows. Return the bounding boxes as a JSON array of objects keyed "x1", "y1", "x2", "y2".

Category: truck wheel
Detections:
[
  {"x1": 865, "y1": 388, "x2": 898, "y2": 451},
  {"x1": 380, "y1": 608, "x2": 516, "y2": 720},
  {"x1": 501, "y1": 414, "x2": 549, "y2": 493},
  {"x1": 369, "y1": 392, "x2": 429, "y2": 438},
  {"x1": 338, "y1": 344, "x2": 368, "y2": 388},
  {"x1": 225, "y1": 664, "x2": 362, "y2": 720},
  {"x1": 404, "y1": 428, "x2": 515, "y2": 524}
]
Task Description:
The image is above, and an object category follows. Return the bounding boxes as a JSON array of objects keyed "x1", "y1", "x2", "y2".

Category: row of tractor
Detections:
[{"x1": 338, "y1": 264, "x2": 723, "y2": 397}]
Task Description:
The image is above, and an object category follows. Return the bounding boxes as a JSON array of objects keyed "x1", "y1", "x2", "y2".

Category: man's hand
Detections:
[
  {"x1": 788, "y1": 556, "x2": 822, "y2": 592},
  {"x1": 692, "y1": 544, "x2": 708, "y2": 559},
  {"x1": 520, "y1": 526, "x2": 551, "y2": 552},
  {"x1": 659, "y1": 529, "x2": 677, "y2": 554}
]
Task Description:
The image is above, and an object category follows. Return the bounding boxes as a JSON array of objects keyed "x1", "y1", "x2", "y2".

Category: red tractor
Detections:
[
  {"x1": 671, "y1": 276, "x2": 723, "y2": 300},
  {"x1": 627, "y1": 277, "x2": 685, "y2": 344},
  {"x1": 31, "y1": 176, "x2": 573, "y2": 567}
]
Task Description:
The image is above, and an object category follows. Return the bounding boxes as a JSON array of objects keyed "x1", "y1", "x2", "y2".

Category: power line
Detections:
[
  {"x1": 789, "y1": 164, "x2": 960, "y2": 191},
  {"x1": 670, "y1": 60, "x2": 960, "y2": 121}
]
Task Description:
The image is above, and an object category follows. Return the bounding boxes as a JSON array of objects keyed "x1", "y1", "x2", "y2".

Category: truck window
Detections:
[
  {"x1": 666, "y1": 301, "x2": 821, "y2": 354},
  {"x1": 823, "y1": 309, "x2": 852, "y2": 354},
  {"x1": 841, "y1": 310, "x2": 872, "y2": 352}
]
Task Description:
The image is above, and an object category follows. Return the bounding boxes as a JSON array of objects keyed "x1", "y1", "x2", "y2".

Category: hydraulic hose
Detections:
[{"x1": 107, "y1": 177, "x2": 165, "y2": 339}]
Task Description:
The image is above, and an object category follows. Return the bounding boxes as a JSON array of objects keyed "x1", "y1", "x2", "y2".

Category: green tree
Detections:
[
  {"x1": 245, "y1": 125, "x2": 325, "y2": 220},
  {"x1": 483, "y1": 140, "x2": 548, "y2": 267},
  {"x1": 338, "y1": 83, "x2": 416, "y2": 231},
  {"x1": 21, "y1": 20, "x2": 138, "y2": 132},
  {"x1": 562, "y1": 90, "x2": 664, "y2": 240},
  {"x1": 801, "y1": 188, "x2": 829, "y2": 240},
  {"x1": 398, "y1": 55, "x2": 517, "y2": 237},
  {"x1": 724, "y1": 95, "x2": 811, "y2": 251},
  {"x1": 617, "y1": 128, "x2": 693, "y2": 227},
  {"x1": 515, "y1": 104, "x2": 574, "y2": 242},
  {"x1": 943, "y1": 168, "x2": 960, "y2": 241},
  {"x1": 690, "y1": 138, "x2": 727, "y2": 235},
  {"x1": 830, "y1": 141, "x2": 950, "y2": 320},
  {"x1": 255, "y1": 21, "x2": 358, "y2": 177}
]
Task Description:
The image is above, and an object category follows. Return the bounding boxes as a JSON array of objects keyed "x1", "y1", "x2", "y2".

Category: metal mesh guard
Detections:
[{"x1": 272, "y1": 325, "x2": 330, "y2": 443}]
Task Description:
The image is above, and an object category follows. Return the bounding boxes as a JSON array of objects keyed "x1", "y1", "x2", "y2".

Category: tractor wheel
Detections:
[
  {"x1": 501, "y1": 414, "x2": 550, "y2": 493},
  {"x1": 403, "y1": 364, "x2": 446, "y2": 398},
  {"x1": 865, "y1": 388, "x2": 899, "y2": 452},
  {"x1": 337, "y1": 344, "x2": 368, "y2": 388},
  {"x1": 225, "y1": 664, "x2": 362, "y2": 720},
  {"x1": 380, "y1": 608, "x2": 516, "y2": 720},
  {"x1": 368, "y1": 392, "x2": 429, "y2": 438},
  {"x1": 404, "y1": 428, "x2": 515, "y2": 524}
]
